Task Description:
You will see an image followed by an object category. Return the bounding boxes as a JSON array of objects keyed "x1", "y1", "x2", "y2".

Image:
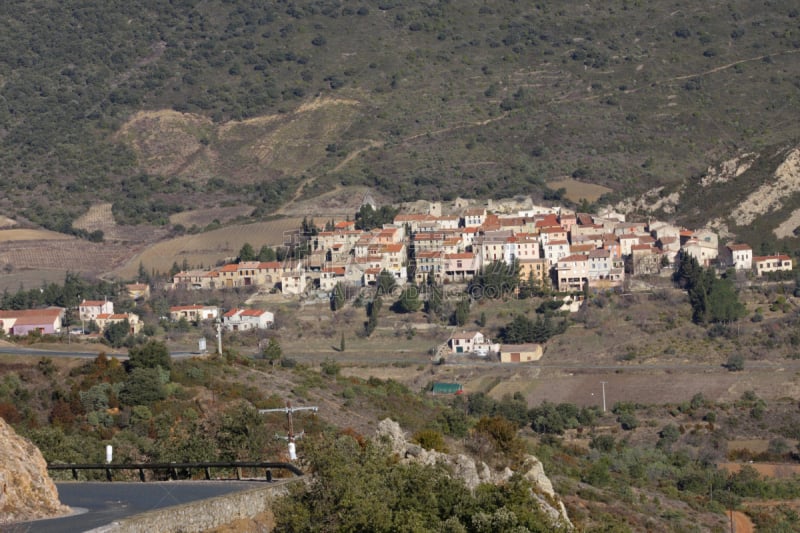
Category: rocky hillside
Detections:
[
  {"x1": 0, "y1": 417, "x2": 69, "y2": 524},
  {"x1": 623, "y1": 142, "x2": 800, "y2": 252},
  {"x1": 375, "y1": 418, "x2": 572, "y2": 530}
]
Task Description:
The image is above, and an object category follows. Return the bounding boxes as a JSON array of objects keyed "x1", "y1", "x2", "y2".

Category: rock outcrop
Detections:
[
  {"x1": 0, "y1": 417, "x2": 70, "y2": 524},
  {"x1": 375, "y1": 419, "x2": 572, "y2": 528}
]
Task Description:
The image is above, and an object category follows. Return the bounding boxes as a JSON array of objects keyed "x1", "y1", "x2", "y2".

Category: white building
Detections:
[
  {"x1": 222, "y1": 308, "x2": 274, "y2": 331},
  {"x1": 79, "y1": 299, "x2": 114, "y2": 321}
]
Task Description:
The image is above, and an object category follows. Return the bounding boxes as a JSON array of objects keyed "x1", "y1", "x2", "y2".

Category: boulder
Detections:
[
  {"x1": 0, "y1": 417, "x2": 70, "y2": 524},
  {"x1": 374, "y1": 418, "x2": 572, "y2": 529}
]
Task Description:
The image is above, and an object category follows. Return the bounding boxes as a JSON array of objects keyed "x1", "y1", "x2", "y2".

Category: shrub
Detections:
[{"x1": 411, "y1": 429, "x2": 448, "y2": 453}]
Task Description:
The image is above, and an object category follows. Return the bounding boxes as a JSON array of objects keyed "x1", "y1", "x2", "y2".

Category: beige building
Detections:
[{"x1": 500, "y1": 343, "x2": 543, "y2": 363}]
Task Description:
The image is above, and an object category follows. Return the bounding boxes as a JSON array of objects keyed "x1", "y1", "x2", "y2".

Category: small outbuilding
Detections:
[
  {"x1": 499, "y1": 343, "x2": 543, "y2": 363},
  {"x1": 431, "y1": 382, "x2": 464, "y2": 395}
]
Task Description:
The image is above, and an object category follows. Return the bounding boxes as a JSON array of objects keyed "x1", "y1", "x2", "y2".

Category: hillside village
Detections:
[
  {"x1": 172, "y1": 198, "x2": 792, "y2": 297},
  {"x1": 0, "y1": 198, "x2": 794, "y2": 355}
]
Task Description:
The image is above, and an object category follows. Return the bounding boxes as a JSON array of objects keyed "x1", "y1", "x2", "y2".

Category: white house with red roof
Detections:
[
  {"x1": 79, "y1": 299, "x2": 114, "y2": 321},
  {"x1": 320, "y1": 266, "x2": 347, "y2": 292},
  {"x1": 449, "y1": 331, "x2": 487, "y2": 354},
  {"x1": 95, "y1": 313, "x2": 142, "y2": 334},
  {"x1": 753, "y1": 255, "x2": 793, "y2": 277},
  {"x1": 222, "y1": 308, "x2": 274, "y2": 331}
]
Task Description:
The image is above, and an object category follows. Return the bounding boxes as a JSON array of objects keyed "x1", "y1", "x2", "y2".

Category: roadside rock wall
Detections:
[
  {"x1": 87, "y1": 483, "x2": 291, "y2": 533},
  {"x1": 0, "y1": 417, "x2": 70, "y2": 524}
]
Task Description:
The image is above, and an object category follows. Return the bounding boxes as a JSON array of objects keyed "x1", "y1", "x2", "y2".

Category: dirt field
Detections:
[
  {"x1": 719, "y1": 462, "x2": 800, "y2": 479},
  {"x1": 546, "y1": 178, "x2": 613, "y2": 203},
  {"x1": 0, "y1": 229, "x2": 73, "y2": 242},
  {"x1": 112, "y1": 217, "x2": 304, "y2": 278},
  {"x1": 0, "y1": 238, "x2": 140, "y2": 291},
  {"x1": 169, "y1": 206, "x2": 254, "y2": 228}
]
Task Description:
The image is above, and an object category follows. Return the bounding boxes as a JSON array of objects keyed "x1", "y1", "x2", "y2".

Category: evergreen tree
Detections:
[
  {"x1": 261, "y1": 338, "x2": 282, "y2": 365},
  {"x1": 425, "y1": 282, "x2": 443, "y2": 318},
  {"x1": 452, "y1": 298, "x2": 470, "y2": 326},
  {"x1": 104, "y1": 319, "x2": 131, "y2": 348},
  {"x1": 365, "y1": 297, "x2": 382, "y2": 336},
  {"x1": 127, "y1": 340, "x2": 171, "y2": 372},
  {"x1": 376, "y1": 270, "x2": 397, "y2": 297},
  {"x1": 331, "y1": 282, "x2": 346, "y2": 311},
  {"x1": 394, "y1": 286, "x2": 421, "y2": 313},
  {"x1": 238, "y1": 242, "x2": 256, "y2": 262},
  {"x1": 257, "y1": 245, "x2": 277, "y2": 262}
]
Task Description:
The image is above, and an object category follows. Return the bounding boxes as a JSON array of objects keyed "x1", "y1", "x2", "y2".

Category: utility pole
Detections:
[
  {"x1": 259, "y1": 401, "x2": 318, "y2": 461},
  {"x1": 601, "y1": 381, "x2": 607, "y2": 412},
  {"x1": 216, "y1": 319, "x2": 222, "y2": 356}
]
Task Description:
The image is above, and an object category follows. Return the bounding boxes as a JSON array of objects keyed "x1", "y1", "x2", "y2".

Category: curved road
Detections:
[{"x1": 17, "y1": 480, "x2": 282, "y2": 532}]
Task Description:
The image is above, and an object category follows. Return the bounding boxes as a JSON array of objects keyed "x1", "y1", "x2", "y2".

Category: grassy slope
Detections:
[{"x1": 1, "y1": 1, "x2": 799, "y2": 232}]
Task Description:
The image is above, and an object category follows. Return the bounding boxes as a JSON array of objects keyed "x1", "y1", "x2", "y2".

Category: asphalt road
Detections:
[{"x1": 14, "y1": 480, "x2": 276, "y2": 533}]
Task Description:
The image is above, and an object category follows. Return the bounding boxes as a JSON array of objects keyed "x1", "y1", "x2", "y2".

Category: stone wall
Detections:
[{"x1": 88, "y1": 483, "x2": 293, "y2": 533}]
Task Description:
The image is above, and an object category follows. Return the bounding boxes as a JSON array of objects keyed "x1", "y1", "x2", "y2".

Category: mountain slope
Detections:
[{"x1": 1, "y1": 1, "x2": 800, "y2": 232}]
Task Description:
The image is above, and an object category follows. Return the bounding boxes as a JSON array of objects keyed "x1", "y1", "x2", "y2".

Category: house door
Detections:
[{"x1": 511, "y1": 353, "x2": 520, "y2": 363}]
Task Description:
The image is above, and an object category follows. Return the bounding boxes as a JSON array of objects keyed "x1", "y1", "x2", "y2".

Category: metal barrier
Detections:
[{"x1": 47, "y1": 461, "x2": 303, "y2": 482}]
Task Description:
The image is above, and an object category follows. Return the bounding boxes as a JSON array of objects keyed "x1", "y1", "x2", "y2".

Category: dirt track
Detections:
[{"x1": 729, "y1": 510, "x2": 753, "y2": 533}]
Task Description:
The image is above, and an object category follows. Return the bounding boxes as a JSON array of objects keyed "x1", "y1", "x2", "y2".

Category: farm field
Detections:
[
  {"x1": 0, "y1": 229, "x2": 73, "y2": 242},
  {"x1": 111, "y1": 217, "x2": 304, "y2": 279},
  {"x1": 0, "y1": 239, "x2": 138, "y2": 291},
  {"x1": 545, "y1": 178, "x2": 613, "y2": 203}
]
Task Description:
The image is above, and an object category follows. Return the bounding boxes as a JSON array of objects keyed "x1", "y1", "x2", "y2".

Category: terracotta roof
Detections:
[
  {"x1": 631, "y1": 244, "x2": 654, "y2": 251},
  {"x1": 416, "y1": 251, "x2": 444, "y2": 259},
  {"x1": 219, "y1": 264, "x2": 239, "y2": 272},
  {"x1": 241, "y1": 309, "x2": 269, "y2": 317},
  {"x1": 170, "y1": 305, "x2": 205, "y2": 312},
  {"x1": 381, "y1": 243, "x2": 404, "y2": 253},
  {"x1": 570, "y1": 244, "x2": 595, "y2": 253},
  {"x1": 727, "y1": 243, "x2": 752, "y2": 251},
  {"x1": 445, "y1": 253, "x2": 474, "y2": 260},
  {"x1": 322, "y1": 267, "x2": 346, "y2": 275},
  {"x1": 224, "y1": 309, "x2": 241, "y2": 317},
  {"x1": 540, "y1": 226, "x2": 565, "y2": 234},
  {"x1": 558, "y1": 254, "x2": 589, "y2": 262}
]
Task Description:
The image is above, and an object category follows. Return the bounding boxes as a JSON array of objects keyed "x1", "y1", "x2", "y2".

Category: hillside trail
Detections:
[
  {"x1": 277, "y1": 113, "x2": 509, "y2": 213},
  {"x1": 562, "y1": 48, "x2": 800, "y2": 105},
  {"x1": 729, "y1": 510, "x2": 753, "y2": 533}
]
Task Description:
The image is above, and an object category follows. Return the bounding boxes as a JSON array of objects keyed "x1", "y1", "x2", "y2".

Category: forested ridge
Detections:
[{"x1": 2, "y1": 1, "x2": 800, "y2": 232}]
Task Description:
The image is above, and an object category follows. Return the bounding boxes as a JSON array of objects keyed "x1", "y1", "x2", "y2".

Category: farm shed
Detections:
[{"x1": 499, "y1": 343, "x2": 543, "y2": 363}]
